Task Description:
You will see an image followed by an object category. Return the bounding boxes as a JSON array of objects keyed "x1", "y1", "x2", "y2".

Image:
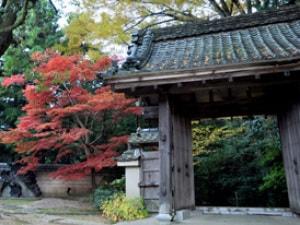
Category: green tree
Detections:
[
  {"x1": 0, "y1": 0, "x2": 36, "y2": 57},
  {"x1": 0, "y1": 0, "x2": 62, "y2": 162},
  {"x1": 59, "y1": 0, "x2": 298, "y2": 57},
  {"x1": 2, "y1": 0, "x2": 61, "y2": 76},
  {"x1": 193, "y1": 117, "x2": 288, "y2": 207}
]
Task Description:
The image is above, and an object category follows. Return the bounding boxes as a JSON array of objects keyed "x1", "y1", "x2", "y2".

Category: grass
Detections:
[
  {"x1": 0, "y1": 198, "x2": 39, "y2": 206},
  {"x1": 37, "y1": 207, "x2": 98, "y2": 215}
]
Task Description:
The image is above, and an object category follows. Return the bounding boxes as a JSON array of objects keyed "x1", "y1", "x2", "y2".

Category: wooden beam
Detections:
[
  {"x1": 143, "y1": 103, "x2": 279, "y2": 120},
  {"x1": 209, "y1": 90, "x2": 214, "y2": 103},
  {"x1": 247, "y1": 87, "x2": 252, "y2": 99},
  {"x1": 143, "y1": 92, "x2": 287, "y2": 119},
  {"x1": 143, "y1": 106, "x2": 159, "y2": 119},
  {"x1": 178, "y1": 94, "x2": 285, "y2": 118},
  {"x1": 108, "y1": 61, "x2": 300, "y2": 91},
  {"x1": 121, "y1": 72, "x2": 300, "y2": 97},
  {"x1": 255, "y1": 74, "x2": 261, "y2": 80},
  {"x1": 228, "y1": 88, "x2": 233, "y2": 100}
]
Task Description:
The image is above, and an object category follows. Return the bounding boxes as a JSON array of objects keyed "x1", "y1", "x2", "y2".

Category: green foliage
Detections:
[
  {"x1": 2, "y1": 0, "x2": 62, "y2": 76},
  {"x1": 0, "y1": 85, "x2": 24, "y2": 127},
  {"x1": 193, "y1": 117, "x2": 288, "y2": 207},
  {"x1": 0, "y1": 0, "x2": 62, "y2": 162},
  {"x1": 93, "y1": 187, "x2": 119, "y2": 209},
  {"x1": 110, "y1": 177, "x2": 125, "y2": 191},
  {"x1": 101, "y1": 193, "x2": 148, "y2": 223},
  {"x1": 1, "y1": 0, "x2": 62, "y2": 129},
  {"x1": 92, "y1": 177, "x2": 125, "y2": 209},
  {"x1": 192, "y1": 120, "x2": 244, "y2": 155}
]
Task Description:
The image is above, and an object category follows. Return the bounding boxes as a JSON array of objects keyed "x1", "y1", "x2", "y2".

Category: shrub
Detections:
[
  {"x1": 93, "y1": 187, "x2": 118, "y2": 209},
  {"x1": 92, "y1": 177, "x2": 125, "y2": 208},
  {"x1": 110, "y1": 177, "x2": 125, "y2": 191},
  {"x1": 101, "y1": 193, "x2": 148, "y2": 222}
]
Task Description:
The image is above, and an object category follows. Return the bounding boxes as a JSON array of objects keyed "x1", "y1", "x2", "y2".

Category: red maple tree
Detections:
[
  {"x1": 2, "y1": 74, "x2": 25, "y2": 87},
  {"x1": 0, "y1": 51, "x2": 141, "y2": 183}
]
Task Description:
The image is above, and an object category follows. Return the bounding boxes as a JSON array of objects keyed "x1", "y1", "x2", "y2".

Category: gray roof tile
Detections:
[
  {"x1": 118, "y1": 7, "x2": 300, "y2": 74},
  {"x1": 129, "y1": 130, "x2": 159, "y2": 144}
]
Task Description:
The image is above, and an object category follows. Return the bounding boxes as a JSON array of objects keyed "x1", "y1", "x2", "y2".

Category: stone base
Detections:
[
  {"x1": 156, "y1": 213, "x2": 173, "y2": 224},
  {"x1": 174, "y1": 210, "x2": 191, "y2": 221},
  {"x1": 156, "y1": 210, "x2": 191, "y2": 223}
]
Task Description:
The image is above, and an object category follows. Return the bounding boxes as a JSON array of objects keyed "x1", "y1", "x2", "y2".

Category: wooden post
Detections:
[
  {"x1": 157, "y1": 95, "x2": 195, "y2": 221},
  {"x1": 157, "y1": 95, "x2": 173, "y2": 221},
  {"x1": 278, "y1": 98, "x2": 300, "y2": 214}
]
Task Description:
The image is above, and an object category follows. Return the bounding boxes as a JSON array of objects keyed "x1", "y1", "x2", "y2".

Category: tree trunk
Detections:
[
  {"x1": 0, "y1": 0, "x2": 34, "y2": 58},
  {"x1": 0, "y1": 31, "x2": 13, "y2": 57},
  {"x1": 0, "y1": 10, "x2": 17, "y2": 57},
  {"x1": 91, "y1": 168, "x2": 97, "y2": 190}
]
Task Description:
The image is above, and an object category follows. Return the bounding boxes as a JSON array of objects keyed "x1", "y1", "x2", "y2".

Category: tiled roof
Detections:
[
  {"x1": 128, "y1": 129, "x2": 159, "y2": 144},
  {"x1": 119, "y1": 6, "x2": 300, "y2": 74}
]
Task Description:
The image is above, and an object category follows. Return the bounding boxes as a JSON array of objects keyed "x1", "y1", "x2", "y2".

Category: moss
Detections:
[{"x1": 0, "y1": 198, "x2": 38, "y2": 206}]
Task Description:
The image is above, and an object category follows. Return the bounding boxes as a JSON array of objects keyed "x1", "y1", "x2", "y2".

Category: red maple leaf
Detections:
[
  {"x1": 2, "y1": 74, "x2": 25, "y2": 87},
  {"x1": 0, "y1": 52, "x2": 142, "y2": 181}
]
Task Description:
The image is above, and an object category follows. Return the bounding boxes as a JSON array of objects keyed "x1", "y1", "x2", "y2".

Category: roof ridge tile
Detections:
[{"x1": 148, "y1": 6, "x2": 300, "y2": 41}]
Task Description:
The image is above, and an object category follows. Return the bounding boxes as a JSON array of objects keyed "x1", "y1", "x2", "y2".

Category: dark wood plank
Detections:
[
  {"x1": 143, "y1": 106, "x2": 159, "y2": 119},
  {"x1": 185, "y1": 117, "x2": 195, "y2": 208},
  {"x1": 140, "y1": 151, "x2": 160, "y2": 212},
  {"x1": 172, "y1": 105, "x2": 195, "y2": 210},
  {"x1": 278, "y1": 98, "x2": 300, "y2": 214}
]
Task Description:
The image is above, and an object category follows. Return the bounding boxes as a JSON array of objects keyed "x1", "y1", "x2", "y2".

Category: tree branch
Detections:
[
  {"x1": 233, "y1": 0, "x2": 246, "y2": 14},
  {"x1": 143, "y1": 18, "x2": 176, "y2": 29},
  {"x1": 48, "y1": 0, "x2": 58, "y2": 14},
  {"x1": 246, "y1": 0, "x2": 253, "y2": 13},
  {"x1": 219, "y1": 0, "x2": 231, "y2": 16},
  {"x1": 0, "y1": 0, "x2": 30, "y2": 33},
  {"x1": 1, "y1": 0, "x2": 7, "y2": 8},
  {"x1": 208, "y1": 0, "x2": 228, "y2": 17}
]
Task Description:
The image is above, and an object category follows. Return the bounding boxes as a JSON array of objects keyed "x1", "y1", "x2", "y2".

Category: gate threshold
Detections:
[{"x1": 194, "y1": 207, "x2": 298, "y2": 217}]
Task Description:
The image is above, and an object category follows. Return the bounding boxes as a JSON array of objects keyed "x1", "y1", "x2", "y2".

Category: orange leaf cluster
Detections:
[{"x1": 34, "y1": 53, "x2": 112, "y2": 84}]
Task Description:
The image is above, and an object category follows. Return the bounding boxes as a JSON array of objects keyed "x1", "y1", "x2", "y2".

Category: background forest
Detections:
[
  {"x1": 0, "y1": 0, "x2": 294, "y2": 207},
  {"x1": 193, "y1": 117, "x2": 288, "y2": 207}
]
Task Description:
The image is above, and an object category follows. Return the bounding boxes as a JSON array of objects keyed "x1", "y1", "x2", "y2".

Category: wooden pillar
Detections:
[
  {"x1": 157, "y1": 95, "x2": 173, "y2": 220},
  {"x1": 278, "y1": 98, "x2": 300, "y2": 214},
  {"x1": 157, "y1": 95, "x2": 195, "y2": 221}
]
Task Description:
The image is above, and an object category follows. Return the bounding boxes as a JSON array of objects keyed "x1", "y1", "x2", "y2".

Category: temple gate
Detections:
[{"x1": 105, "y1": 6, "x2": 300, "y2": 220}]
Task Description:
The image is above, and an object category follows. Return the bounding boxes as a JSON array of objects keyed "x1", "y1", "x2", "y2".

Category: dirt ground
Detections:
[{"x1": 0, "y1": 198, "x2": 108, "y2": 225}]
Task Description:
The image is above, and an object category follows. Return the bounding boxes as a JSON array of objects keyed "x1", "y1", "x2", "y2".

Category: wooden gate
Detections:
[{"x1": 139, "y1": 151, "x2": 160, "y2": 212}]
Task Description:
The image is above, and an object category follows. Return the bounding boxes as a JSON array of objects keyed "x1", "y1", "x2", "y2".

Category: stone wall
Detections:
[
  {"x1": 36, "y1": 165, "x2": 104, "y2": 197},
  {"x1": 0, "y1": 164, "x2": 119, "y2": 198}
]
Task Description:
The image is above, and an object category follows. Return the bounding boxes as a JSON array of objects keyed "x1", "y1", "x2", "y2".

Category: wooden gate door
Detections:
[
  {"x1": 139, "y1": 151, "x2": 160, "y2": 212},
  {"x1": 158, "y1": 95, "x2": 195, "y2": 216},
  {"x1": 172, "y1": 110, "x2": 195, "y2": 210}
]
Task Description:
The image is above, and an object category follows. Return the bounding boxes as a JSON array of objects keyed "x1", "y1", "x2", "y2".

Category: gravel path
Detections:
[
  {"x1": 0, "y1": 213, "x2": 107, "y2": 225},
  {"x1": 0, "y1": 198, "x2": 108, "y2": 225}
]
